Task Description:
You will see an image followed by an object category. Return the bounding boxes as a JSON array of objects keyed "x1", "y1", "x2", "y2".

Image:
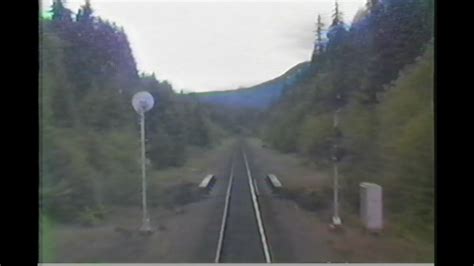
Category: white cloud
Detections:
[{"x1": 41, "y1": 0, "x2": 366, "y2": 92}]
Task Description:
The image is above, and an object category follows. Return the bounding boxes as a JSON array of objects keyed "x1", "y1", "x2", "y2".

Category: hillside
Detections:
[
  {"x1": 262, "y1": 0, "x2": 434, "y2": 244},
  {"x1": 195, "y1": 61, "x2": 311, "y2": 109},
  {"x1": 40, "y1": 2, "x2": 229, "y2": 224}
]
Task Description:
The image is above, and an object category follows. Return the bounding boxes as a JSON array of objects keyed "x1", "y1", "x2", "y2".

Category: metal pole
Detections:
[
  {"x1": 332, "y1": 109, "x2": 341, "y2": 226},
  {"x1": 334, "y1": 109, "x2": 339, "y2": 128},
  {"x1": 333, "y1": 160, "x2": 340, "y2": 221},
  {"x1": 140, "y1": 112, "x2": 151, "y2": 231}
]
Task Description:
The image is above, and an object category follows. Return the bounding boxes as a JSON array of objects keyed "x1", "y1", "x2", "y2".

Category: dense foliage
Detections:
[
  {"x1": 41, "y1": 0, "x2": 221, "y2": 223},
  {"x1": 262, "y1": 0, "x2": 434, "y2": 241}
]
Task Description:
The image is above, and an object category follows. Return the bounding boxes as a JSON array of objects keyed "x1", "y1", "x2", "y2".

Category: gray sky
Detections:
[{"x1": 41, "y1": 0, "x2": 366, "y2": 92}]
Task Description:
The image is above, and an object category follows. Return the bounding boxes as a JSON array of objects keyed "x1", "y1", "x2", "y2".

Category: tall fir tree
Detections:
[
  {"x1": 313, "y1": 14, "x2": 325, "y2": 59},
  {"x1": 366, "y1": 0, "x2": 379, "y2": 12},
  {"x1": 51, "y1": 0, "x2": 73, "y2": 22},
  {"x1": 76, "y1": 0, "x2": 94, "y2": 23},
  {"x1": 331, "y1": 0, "x2": 343, "y2": 27}
]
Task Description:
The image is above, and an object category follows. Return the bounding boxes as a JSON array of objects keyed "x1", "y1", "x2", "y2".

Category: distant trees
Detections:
[{"x1": 197, "y1": 62, "x2": 311, "y2": 110}]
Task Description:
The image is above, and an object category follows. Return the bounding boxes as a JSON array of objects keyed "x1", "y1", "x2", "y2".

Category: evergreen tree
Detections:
[
  {"x1": 366, "y1": 0, "x2": 379, "y2": 12},
  {"x1": 312, "y1": 14, "x2": 325, "y2": 61},
  {"x1": 76, "y1": 0, "x2": 94, "y2": 23},
  {"x1": 51, "y1": 0, "x2": 73, "y2": 22},
  {"x1": 331, "y1": 0, "x2": 343, "y2": 27}
]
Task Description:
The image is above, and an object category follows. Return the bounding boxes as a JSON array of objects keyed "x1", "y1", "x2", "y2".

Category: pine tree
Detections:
[
  {"x1": 76, "y1": 0, "x2": 94, "y2": 23},
  {"x1": 51, "y1": 0, "x2": 73, "y2": 22},
  {"x1": 315, "y1": 14, "x2": 325, "y2": 56},
  {"x1": 366, "y1": 0, "x2": 379, "y2": 12},
  {"x1": 331, "y1": 0, "x2": 343, "y2": 27}
]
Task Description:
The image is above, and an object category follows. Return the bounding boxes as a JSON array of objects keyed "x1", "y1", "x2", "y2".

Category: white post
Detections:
[
  {"x1": 132, "y1": 91, "x2": 154, "y2": 233},
  {"x1": 140, "y1": 112, "x2": 151, "y2": 232},
  {"x1": 332, "y1": 109, "x2": 342, "y2": 226},
  {"x1": 334, "y1": 109, "x2": 339, "y2": 128},
  {"x1": 332, "y1": 161, "x2": 341, "y2": 225}
]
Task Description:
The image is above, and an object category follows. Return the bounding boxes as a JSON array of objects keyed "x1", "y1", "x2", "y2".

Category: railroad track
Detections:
[{"x1": 214, "y1": 147, "x2": 272, "y2": 263}]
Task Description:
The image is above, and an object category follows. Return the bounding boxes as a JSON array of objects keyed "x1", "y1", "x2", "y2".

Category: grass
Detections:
[
  {"x1": 39, "y1": 214, "x2": 56, "y2": 262},
  {"x1": 148, "y1": 137, "x2": 236, "y2": 187},
  {"x1": 39, "y1": 137, "x2": 238, "y2": 263},
  {"x1": 248, "y1": 136, "x2": 434, "y2": 262}
]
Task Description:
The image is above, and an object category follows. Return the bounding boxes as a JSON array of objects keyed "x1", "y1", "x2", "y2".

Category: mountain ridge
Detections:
[{"x1": 194, "y1": 61, "x2": 311, "y2": 109}]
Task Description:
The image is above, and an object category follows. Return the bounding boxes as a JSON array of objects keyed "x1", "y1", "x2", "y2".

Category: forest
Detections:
[
  {"x1": 41, "y1": 0, "x2": 228, "y2": 224},
  {"x1": 262, "y1": 0, "x2": 434, "y2": 242}
]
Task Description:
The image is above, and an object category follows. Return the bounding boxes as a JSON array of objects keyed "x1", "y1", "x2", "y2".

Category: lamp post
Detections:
[
  {"x1": 331, "y1": 93, "x2": 343, "y2": 227},
  {"x1": 132, "y1": 91, "x2": 155, "y2": 233}
]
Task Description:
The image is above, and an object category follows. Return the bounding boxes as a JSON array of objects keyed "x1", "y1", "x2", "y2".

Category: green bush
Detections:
[
  {"x1": 298, "y1": 113, "x2": 334, "y2": 158},
  {"x1": 262, "y1": 42, "x2": 434, "y2": 243}
]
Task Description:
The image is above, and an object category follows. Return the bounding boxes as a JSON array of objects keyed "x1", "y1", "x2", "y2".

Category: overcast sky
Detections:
[{"x1": 41, "y1": 0, "x2": 366, "y2": 92}]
